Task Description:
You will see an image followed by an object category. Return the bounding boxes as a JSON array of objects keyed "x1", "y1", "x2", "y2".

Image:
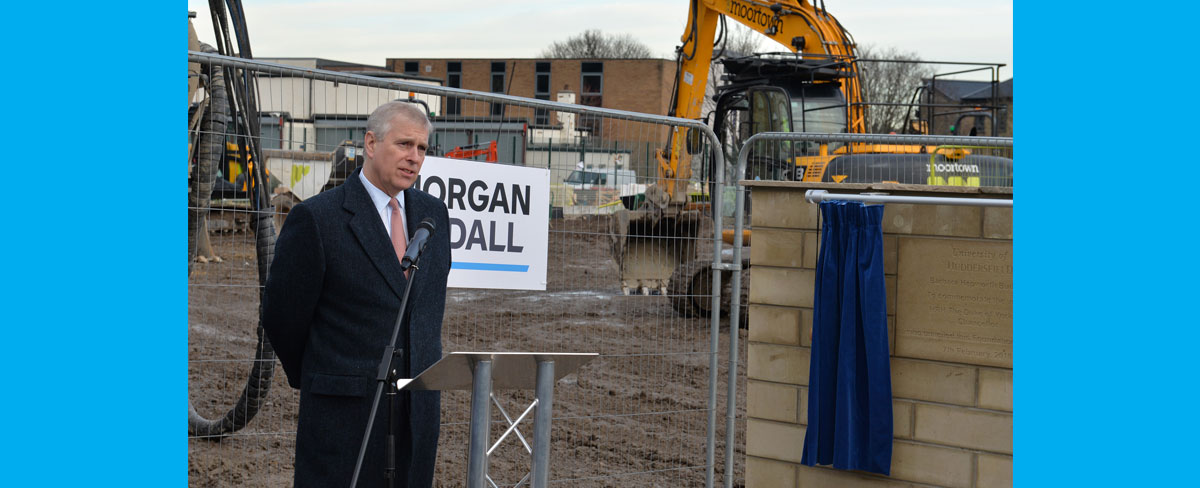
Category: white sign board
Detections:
[
  {"x1": 265, "y1": 159, "x2": 333, "y2": 201},
  {"x1": 415, "y1": 156, "x2": 550, "y2": 290}
]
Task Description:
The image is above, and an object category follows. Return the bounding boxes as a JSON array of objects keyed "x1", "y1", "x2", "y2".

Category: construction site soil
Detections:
[{"x1": 189, "y1": 214, "x2": 748, "y2": 487}]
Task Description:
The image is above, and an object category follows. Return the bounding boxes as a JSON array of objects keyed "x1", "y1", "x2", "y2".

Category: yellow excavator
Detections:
[{"x1": 612, "y1": 0, "x2": 1012, "y2": 319}]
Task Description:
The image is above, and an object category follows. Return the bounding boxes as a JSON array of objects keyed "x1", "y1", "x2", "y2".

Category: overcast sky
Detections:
[{"x1": 188, "y1": 0, "x2": 1012, "y2": 81}]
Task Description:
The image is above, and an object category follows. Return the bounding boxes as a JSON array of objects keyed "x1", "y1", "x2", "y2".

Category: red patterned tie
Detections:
[{"x1": 388, "y1": 197, "x2": 409, "y2": 277}]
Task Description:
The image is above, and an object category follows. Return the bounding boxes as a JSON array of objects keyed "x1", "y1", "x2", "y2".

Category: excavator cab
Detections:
[
  {"x1": 715, "y1": 55, "x2": 854, "y2": 182},
  {"x1": 613, "y1": 55, "x2": 858, "y2": 299},
  {"x1": 783, "y1": 82, "x2": 848, "y2": 154},
  {"x1": 742, "y1": 86, "x2": 796, "y2": 181}
]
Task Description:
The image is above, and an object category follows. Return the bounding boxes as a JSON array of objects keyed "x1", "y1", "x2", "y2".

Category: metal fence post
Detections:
[
  {"x1": 532, "y1": 359, "x2": 555, "y2": 488},
  {"x1": 467, "y1": 359, "x2": 494, "y2": 488}
]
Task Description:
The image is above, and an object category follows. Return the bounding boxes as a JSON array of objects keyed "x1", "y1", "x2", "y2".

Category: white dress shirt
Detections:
[{"x1": 358, "y1": 171, "x2": 408, "y2": 240}]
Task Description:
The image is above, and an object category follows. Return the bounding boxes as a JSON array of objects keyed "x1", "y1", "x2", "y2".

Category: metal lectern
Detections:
[{"x1": 397, "y1": 352, "x2": 598, "y2": 488}]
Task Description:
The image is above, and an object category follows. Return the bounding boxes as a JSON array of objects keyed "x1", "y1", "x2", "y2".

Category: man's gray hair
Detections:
[{"x1": 366, "y1": 100, "x2": 433, "y2": 139}]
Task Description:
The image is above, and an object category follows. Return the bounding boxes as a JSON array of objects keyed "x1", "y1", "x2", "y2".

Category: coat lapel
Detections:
[
  {"x1": 401, "y1": 187, "x2": 434, "y2": 374},
  {"x1": 344, "y1": 169, "x2": 408, "y2": 299}
]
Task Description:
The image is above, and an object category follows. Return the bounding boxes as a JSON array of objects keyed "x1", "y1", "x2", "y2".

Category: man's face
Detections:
[{"x1": 364, "y1": 116, "x2": 429, "y2": 196}]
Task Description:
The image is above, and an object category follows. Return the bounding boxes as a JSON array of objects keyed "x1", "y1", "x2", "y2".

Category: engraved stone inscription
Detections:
[{"x1": 896, "y1": 238, "x2": 1012, "y2": 367}]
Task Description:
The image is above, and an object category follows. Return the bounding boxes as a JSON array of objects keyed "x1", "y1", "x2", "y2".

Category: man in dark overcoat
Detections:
[{"x1": 263, "y1": 101, "x2": 450, "y2": 488}]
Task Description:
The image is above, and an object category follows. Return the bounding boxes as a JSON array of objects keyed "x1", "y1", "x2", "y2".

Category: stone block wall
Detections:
[{"x1": 741, "y1": 182, "x2": 1012, "y2": 488}]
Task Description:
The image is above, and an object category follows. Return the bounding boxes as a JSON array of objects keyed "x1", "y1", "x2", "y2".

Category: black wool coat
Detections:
[{"x1": 263, "y1": 168, "x2": 450, "y2": 488}]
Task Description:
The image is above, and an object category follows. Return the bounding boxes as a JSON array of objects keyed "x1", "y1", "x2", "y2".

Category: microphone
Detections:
[{"x1": 400, "y1": 218, "x2": 436, "y2": 270}]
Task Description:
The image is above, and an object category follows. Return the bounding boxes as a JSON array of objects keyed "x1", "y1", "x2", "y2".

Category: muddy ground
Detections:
[{"x1": 188, "y1": 214, "x2": 747, "y2": 487}]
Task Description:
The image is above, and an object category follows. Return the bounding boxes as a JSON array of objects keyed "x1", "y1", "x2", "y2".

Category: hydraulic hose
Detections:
[{"x1": 187, "y1": 40, "x2": 278, "y2": 439}]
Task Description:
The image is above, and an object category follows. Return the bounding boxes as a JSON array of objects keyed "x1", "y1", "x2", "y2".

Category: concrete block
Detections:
[
  {"x1": 911, "y1": 204, "x2": 983, "y2": 238},
  {"x1": 751, "y1": 228, "x2": 808, "y2": 268},
  {"x1": 750, "y1": 267, "x2": 816, "y2": 308},
  {"x1": 800, "y1": 308, "x2": 813, "y2": 348},
  {"x1": 746, "y1": 455, "x2": 796, "y2": 488},
  {"x1": 883, "y1": 234, "x2": 898, "y2": 275},
  {"x1": 890, "y1": 440, "x2": 973, "y2": 488},
  {"x1": 749, "y1": 380, "x2": 800, "y2": 423},
  {"x1": 890, "y1": 358, "x2": 977, "y2": 406},
  {"x1": 747, "y1": 419, "x2": 806, "y2": 464},
  {"x1": 978, "y1": 368, "x2": 1013, "y2": 411},
  {"x1": 885, "y1": 275, "x2": 896, "y2": 316},
  {"x1": 977, "y1": 453, "x2": 1013, "y2": 488},
  {"x1": 893, "y1": 401, "x2": 913, "y2": 439},
  {"x1": 802, "y1": 231, "x2": 819, "y2": 269},
  {"x1": 882, "y1": 204, "x2": 913, "y2": 234},
  {"x1": 983, "y1": 207, "x2": 1013, "y2": 240},
  {"x1": 748, "y1": 343, "x2": 811, "y2": 386},
  {"x1": 752, "y1": 189, "x2": 821, "y2": 230},
  {"x1": 798, "y1": 387, "x2": 808, "y2": 425},
  {"x1": 749, "y1": 305, "x2": 802, "y2": 346},
  {"x1": 914, "y1": 403, "x2": 1012, "y2": 454}
]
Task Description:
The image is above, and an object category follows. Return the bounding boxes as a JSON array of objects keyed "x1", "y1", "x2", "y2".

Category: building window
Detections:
[
  {"x1": 258, "y1": 117, "x2": 283, "y2": 150},
  {"x1": 403, "y1": 61, "x2": 418, "y2": 75},
  {"x1": 446, "y1": 61, "x2": 462, "y2": 116},
  {"x1": 491, "y1": 61, "x2": 507, "y2": 117},
  {"x1": 580, "y1": 62, "x2": 603, "y2": 135},
  {"x1": 580, "y1": 62, "x2": 603, "y2": 107},
  {"x1": 535, "y1": 62, "x2": 551, "y2": 126}
]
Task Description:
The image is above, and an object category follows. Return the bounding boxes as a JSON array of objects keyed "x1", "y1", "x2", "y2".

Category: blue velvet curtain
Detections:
[{"x1": 800, "y1": 201, "x2": 893, "y2": 475}]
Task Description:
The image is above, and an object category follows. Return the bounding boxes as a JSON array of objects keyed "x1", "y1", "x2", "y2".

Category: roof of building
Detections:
[
  {"x1": 256, "y1": 57, "x2": 441, "y2": 83},
  {"x1": 961, "y1": 78, "x2": 1013, "y2": 101},
  {"x1": 926, "y1": 78, "x2": 1013, "y2": 101},
  {"x1": 260, "y1": 57, "x2": 389, "y2": 71}
]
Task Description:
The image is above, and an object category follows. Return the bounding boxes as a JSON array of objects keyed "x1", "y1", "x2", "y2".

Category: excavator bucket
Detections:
[{"x1": 609, "y1": 206, "x2": 708, "y2": 295}]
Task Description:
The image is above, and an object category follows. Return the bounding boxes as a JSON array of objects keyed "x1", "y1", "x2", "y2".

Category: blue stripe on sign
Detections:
[{"x1": 451, "y1": 262, "x2": 530, "y2": 272}]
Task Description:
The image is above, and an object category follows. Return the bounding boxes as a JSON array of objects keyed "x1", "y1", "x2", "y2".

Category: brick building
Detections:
[
  {"x1": 960, "y1": 79, "x2": 1012, "y2": 138},
  {"x1": 385, "y1": 57, "x2": 679, "y2": 179},
  {"x1": 384, "y1": 58, "x2": 676, "y2": 130}
]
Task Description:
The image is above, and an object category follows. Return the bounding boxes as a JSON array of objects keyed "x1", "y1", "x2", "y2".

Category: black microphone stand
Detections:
[{"x1": 349, "y1": 258, "x2": 422, "y2": 488}]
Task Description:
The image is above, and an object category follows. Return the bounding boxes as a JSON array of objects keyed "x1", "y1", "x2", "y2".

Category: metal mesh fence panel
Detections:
[
  {"x1": 189, "y1": 51, "x2": 301, "y2": 487},
  {"x1": 188, "y1": 52, "x2": 743, "y2": 487},
  {"x1": 736, "y1": 132, "x2": 1013, "y2": 189}
]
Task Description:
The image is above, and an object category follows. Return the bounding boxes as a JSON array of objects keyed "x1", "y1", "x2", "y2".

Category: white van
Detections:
[{"x1": 564, "y1": 168, "x2": 639, "y2": 192}]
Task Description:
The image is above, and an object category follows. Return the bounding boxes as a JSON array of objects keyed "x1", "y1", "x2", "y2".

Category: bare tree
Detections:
[
  {"x1": 719, "y1": 21, "x2": 766, "y2": 57},
  {"x1": 857, "y1": 44, "x2": 935, "y2": 134},
  {"x1": 540, "y1": 29, "x2": 654, "y2": 59}
]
